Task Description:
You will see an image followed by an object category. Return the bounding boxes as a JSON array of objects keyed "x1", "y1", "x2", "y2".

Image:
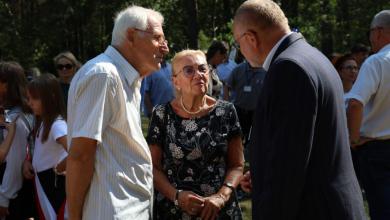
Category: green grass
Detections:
[{"x1": 239, "y1": 199, "x2": 252, "y2": 220}]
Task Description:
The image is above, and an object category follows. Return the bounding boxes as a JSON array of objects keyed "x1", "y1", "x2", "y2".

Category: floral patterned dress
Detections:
[{"x1": 147, "y1": 100, "x2": 243, "y2": 220}]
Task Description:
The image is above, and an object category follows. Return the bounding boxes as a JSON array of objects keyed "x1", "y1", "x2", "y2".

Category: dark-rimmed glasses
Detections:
[
  {"x1": 56, "y1": 63, "x2": 74, "y2": 70},
  {"x1": 367, "y1": 26, "x2": 384, "y2": 38},
  {"x1": 233, "y1": 32, "x2": 249, "y2": 49},
  {"x1": 175, "y1": 64, "x2": 210, "y2": 78},
  {"x1": 134, "y1": 28, "x2": 167, "y2": 45}
]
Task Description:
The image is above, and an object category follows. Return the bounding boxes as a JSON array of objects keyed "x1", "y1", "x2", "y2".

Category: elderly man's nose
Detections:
[{"x1": 160, "y1": 40, "x2": 169, "y2": 55}]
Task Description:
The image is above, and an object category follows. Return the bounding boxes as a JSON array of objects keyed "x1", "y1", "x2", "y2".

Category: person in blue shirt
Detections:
[{"x1": 142, "y1": 43, "x2": 175, "y2": 117}]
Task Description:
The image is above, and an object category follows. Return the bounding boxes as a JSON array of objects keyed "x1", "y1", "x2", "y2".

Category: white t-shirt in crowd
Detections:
[{"x1": 32, "y1": 118, "x2": 68, "y2": 172}]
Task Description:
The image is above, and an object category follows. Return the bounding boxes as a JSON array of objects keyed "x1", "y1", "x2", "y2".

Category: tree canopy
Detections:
[{"x1": 0, "y1": 0, "x2": 389, "y2": 73}]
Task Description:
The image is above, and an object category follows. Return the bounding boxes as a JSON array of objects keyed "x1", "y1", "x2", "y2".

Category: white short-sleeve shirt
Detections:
[
  {"x1": 32, "y1": 118, "x2": 68, "y2": 172},
  {"x1": 67, "y1": 46, "x2": 153, "y2": 220},
  {"x1": 346, "y1": 43, "x2": 390, "y2": 139},
  {"x1": 0, "y1": 110, "x2": 32, "y2": 207}
]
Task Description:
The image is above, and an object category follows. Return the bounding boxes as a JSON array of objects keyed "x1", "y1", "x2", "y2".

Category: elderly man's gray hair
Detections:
[
  {"x1": 371, "y1": 10, "x2": 390, "y2": 29},
  {"x1": 111, "y1": 5, "x2": 164, "y2": 46}
]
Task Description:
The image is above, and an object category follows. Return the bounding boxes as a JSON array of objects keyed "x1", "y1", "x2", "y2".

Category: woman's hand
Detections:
[
  {"x1": 4, "y1": 119, "x2": 17, "y2": 133},
  {"x1": 0, "y1": 115, "x2": 17, "y2": 132},
  {"x1": 240, "y1": 171, "x2": 252, "y2": 193},
  {"x1": 200, "y1": 194, "x2": 226, "y2": 220},
  {"x1": 22, "y1": 160, "x2": 34, "y2": 179},
  {"x1": 178, "y1": 190, "x2": 205, "y2": 216}
]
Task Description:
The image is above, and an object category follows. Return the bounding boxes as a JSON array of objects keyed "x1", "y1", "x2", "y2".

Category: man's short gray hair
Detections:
[
  {"x1": 111, "y1": 5, "x2": 164, "y2": 46},
  {"x1": 371, "y1": 10, "x2": 390, "y2": 29},
  {"x1": 235, "y1": 0, "x2": 289, "y2": 31}
]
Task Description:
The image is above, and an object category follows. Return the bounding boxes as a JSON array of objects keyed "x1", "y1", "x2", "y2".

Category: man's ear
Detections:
[
  {"x1": 126, "y1": 28, "x2": 136, "y2": 46},
  {"x1": 247, "y1": 31, "x2": 260, "y2": 49}
]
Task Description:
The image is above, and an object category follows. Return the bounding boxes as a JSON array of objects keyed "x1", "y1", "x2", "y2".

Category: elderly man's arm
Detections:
[
  {"x1": 347, "y1": 99, "x2": 364, "y2": 148},
  {"x1": 66, "y1": 137, "x2": 97, "y2": 220}
]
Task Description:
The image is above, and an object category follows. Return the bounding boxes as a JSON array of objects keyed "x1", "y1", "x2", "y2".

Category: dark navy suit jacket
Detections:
[{"x1": 249, "y1": 33, "x2": 367, "y2": 220}]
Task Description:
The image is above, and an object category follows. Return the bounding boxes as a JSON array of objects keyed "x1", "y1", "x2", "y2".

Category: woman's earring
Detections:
[{"x1": 177, "y1": 87, "x2": 181, "y2": 91}]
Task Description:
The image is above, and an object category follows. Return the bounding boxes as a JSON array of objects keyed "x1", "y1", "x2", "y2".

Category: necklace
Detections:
[{"x1": 180, "y1": 96, "x2": 206, "y2": 115}]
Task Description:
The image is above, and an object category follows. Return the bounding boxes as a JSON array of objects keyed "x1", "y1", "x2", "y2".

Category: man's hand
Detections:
[
  {"x1": 0, "y1": 206, "x2": 9, "y2": 217},
  {"x1": 240, "y1": 171, "x2": 252, "y2": 193},
  {"x1": 350, "y1": 136, "x2": 375, "y2": 149}
]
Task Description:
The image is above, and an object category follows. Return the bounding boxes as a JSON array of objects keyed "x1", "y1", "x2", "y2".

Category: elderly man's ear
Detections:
[{"x1": 126, "y1": 28, "x2": 136, "y2": 46}]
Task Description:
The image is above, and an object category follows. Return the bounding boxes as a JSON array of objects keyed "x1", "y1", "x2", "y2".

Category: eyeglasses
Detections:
[
  {"x1": 367, "y1": 26, "x2": 384, "y2": 38},
  {"x1": 370, "y1": 26, "x2": 383, "y2": 32},
  {"x1": 233, "y1": 32, "x2": 249, "y2": 49},
  {"x1": 175, "y1": 64, "x2": 210, "y2": 78},
  {"x1": 342, "y1": 65, "x2": 359, "y2": 72},
  {"x1": 56, "y1": 63, "x2": 74, "y2": 70},
  {"x1": 134, "y1": 28, "x2": 167, "y2": 45}
]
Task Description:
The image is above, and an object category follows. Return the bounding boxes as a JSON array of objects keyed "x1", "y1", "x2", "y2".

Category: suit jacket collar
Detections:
[{"x1": 269, "y1": 32, "x2": 304, "y2": 66}]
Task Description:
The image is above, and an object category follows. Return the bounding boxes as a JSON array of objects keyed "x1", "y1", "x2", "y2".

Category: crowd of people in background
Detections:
[{"x1": 0, "y1": 1, "x2": 389, "y2": 220}]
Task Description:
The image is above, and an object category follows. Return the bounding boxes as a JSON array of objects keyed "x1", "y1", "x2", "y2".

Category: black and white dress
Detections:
[{"x1": 147, "y1": 100, "x2": 243, "y2": 220}]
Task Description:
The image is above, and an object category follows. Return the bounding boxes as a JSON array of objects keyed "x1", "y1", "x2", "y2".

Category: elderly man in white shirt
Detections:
[
  {"x1": 347, "y1": 10, "x2": 390, "y2": 220},
  {"x1": 66, "y1": 5, "x2": 168, "y2": 220}
]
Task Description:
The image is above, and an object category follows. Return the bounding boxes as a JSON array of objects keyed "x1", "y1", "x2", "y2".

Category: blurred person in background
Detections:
[
  {"x1": 53, "y1": 51, "x2": 81, "y2": 106},
  {"x1": 334, "y1": 54, "x2": 359, "y2": 94},
  {"x1": 350, "y1": 43, "x2": 370, "y2": 67},
  {"x1": 0, "y1": 61, "x2": 35, "y2": 220},
  {"x1": 206, "y1": 41, "x2": 226, "y2": 98}
]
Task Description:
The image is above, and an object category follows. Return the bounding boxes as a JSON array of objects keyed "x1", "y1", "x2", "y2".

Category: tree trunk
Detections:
[
  {"x1": 183, "y1": 0, "x2": 199, "y2": 49},
  {"x1": 320, "y1": 0, "x2": 333, "y2": 57}
]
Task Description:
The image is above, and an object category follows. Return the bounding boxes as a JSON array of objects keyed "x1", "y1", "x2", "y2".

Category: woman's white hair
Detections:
[{"x1": 111, "y1": 5, "x2": 164, "y2": 46}]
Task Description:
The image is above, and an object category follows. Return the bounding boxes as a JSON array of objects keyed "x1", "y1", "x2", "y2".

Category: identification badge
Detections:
[{"x1": 243, "y1": 86, "x2": 252, "y2": 92}]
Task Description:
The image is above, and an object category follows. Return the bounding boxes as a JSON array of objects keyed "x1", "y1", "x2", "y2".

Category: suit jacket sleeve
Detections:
[{"x1": 257, "y1": 60, "x2": 318, "y2": 219}]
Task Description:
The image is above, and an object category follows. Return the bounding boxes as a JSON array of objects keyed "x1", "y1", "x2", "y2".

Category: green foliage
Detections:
[{"x1": 0, "y1": 0, "x2": 389, "y2": 72}]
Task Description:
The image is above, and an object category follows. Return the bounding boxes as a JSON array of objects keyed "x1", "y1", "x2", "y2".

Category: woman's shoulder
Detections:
[
  {"x1": 151, "y1": 103, "x2": 172, "y2": 120},
  {"x1": 215, "y1": 99, "x2": 234, "y2": 110},
  {"x1": 153, "y1": 103, "x2": 171, "y2": 114}
]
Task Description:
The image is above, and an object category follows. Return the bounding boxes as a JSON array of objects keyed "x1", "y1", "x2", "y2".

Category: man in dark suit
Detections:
[{"x1": 233, "y1": 0, "x2": 367, "y2": 219}]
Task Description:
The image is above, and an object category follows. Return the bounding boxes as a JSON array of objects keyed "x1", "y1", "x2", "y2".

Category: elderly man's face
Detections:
[{"x1": 134, "y1": 17, "x2": 167, "y2": 76}]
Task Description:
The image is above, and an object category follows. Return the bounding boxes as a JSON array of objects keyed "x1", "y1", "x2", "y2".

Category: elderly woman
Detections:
[
  {"x1": 147, "y1": 50, "x2": 244, "y2": 220},
  {"x1": 53, "y1": 51, "x2": 81, "y2": 105}
]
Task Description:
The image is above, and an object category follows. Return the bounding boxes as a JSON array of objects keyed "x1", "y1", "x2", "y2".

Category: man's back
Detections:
[{"x1": 250, "y1": 34, "x2": 366, "y2": 220}]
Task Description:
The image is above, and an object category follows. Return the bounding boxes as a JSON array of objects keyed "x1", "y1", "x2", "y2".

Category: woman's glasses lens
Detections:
[
  {"x1": 57, "y1": 64, "x2": 73, "y2": 70},
  {"x1": 182, "y1": 64, "x2": 209, "y2": 77}
]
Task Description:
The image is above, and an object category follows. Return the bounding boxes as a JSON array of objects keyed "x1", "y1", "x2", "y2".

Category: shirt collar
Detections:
[
  {"x1": 262, "y1": 32, "x2": 292, "y2": 71},
  {"x1": 104, "y1": 45, "x2": 140, "y2": 86},
  {"x1": 379, "y1": 43, "x2": 390, "y2": 53}
]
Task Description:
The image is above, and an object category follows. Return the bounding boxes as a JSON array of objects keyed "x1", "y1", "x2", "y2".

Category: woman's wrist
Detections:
[
  {"x1": 174, "y1": 189, "x2": 182, "y2": 207},
  {"x1": 215, "y1": 193, "x2": 227, "y2": 207}
]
